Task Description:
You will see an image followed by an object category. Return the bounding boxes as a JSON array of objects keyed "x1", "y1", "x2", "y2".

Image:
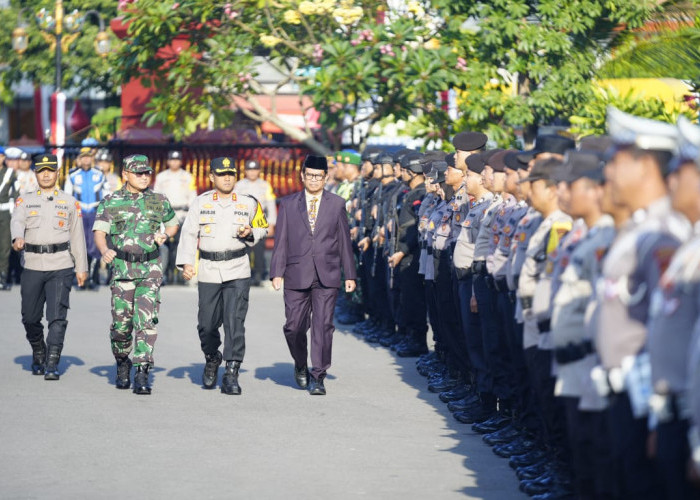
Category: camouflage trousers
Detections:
[{"x1": 110, "y1": 278, "x2": 161, "y2": 366}]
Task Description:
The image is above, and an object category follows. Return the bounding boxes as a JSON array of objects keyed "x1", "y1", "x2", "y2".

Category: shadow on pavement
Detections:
[
  {"x1": 336, "y1": 324, "x2": 523, "y2": 500},
  {"x1": 90, "y1": 364, "x2": 166, "y2": 385},
  {"x1": 166, "y1": 363, "x2": 250, "y2": 387},
  {"x1": 254, "y1": 362, "x2": 336, "y2": 389},
  {"x1": 15, "y1": 355, "x2": 85, "y2": 374}
]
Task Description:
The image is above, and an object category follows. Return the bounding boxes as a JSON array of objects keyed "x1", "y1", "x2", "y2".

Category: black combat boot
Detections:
[
  {"x1": 115, "y1": 357, "x2": 132, "y2": 389},
  {"x1": 133, "y1": 365, "x2": 151, "y2": 395},
  {"x1": 30, "y1": 340, "x2": 47, "y2": 375},
  {"x1": 44, "y1": 345, "x2": 62, "y2": 380},
  {"x1": 221, "y1": 361, "x2": 241, "y2": 395},
  {"x1": 202, "y1": 351, "x2": 223, "y2": 389}
]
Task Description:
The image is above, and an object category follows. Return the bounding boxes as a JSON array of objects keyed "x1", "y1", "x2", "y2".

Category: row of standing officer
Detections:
[{"x1": 339, "y1": 108, "x2": 700, "y2": 499}]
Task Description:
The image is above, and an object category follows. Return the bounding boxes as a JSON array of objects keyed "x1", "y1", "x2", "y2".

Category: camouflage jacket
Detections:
[{"x1": 93, "y1": 186, "x2": 178, "y2": 281}]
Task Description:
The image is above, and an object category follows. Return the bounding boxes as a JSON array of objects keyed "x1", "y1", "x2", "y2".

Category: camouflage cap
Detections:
[{"x1": 123, "y1": 154, "x2": 153, "y2": 173}]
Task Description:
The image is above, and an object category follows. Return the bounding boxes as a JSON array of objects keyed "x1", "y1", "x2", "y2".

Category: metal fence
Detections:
[{"x1": 52, "y1": 142, "x2": 311, "y2": 197}]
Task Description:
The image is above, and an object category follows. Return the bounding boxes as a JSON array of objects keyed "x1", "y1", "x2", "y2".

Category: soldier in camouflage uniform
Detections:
[{"x1": 93, "y1": 155, "x2": 179, "y2": 395}]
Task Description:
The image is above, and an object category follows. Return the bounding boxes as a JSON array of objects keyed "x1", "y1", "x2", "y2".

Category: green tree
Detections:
[
  {"x1": 115, "y1": 0, "x2": 463, "y2": 153},
  {"x1": 444, "y1": 0, "x2": 656, "y2": 146},
  {"x1": 598, "y1": 5, "x2": 700, "y2": 91},
  {"x1": 0, "y1": 0, "x2": 121, "y2": 102},
  {"x1": 568, "y1": 87, "x2": 693, "y2": 138}
]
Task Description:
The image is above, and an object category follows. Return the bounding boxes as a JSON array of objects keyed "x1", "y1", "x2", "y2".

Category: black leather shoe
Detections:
[
  {"x1": 309, "y1": 378, "x2": 326, "y2": 395},
  {"x1": 510, "y1": 448, "x2": 548, "y2": 469},
  {"x1": 439, "y1": 384, "x2": 471, "y2": 403},
  {"x1": 493, "y1": 435, "x2": 537, "y2": 458},
  {"x1": 396, "y1": 342, "x2": 429, "y2": 358},
  {"x1": 379, "y1": 332, "x2": 403, "y2": 347},
  {"x1": 202, "y1": 351, "x2": 223, "y2": 389},
  {"x1": 454, "y1": 406, "x2": 495, "y2": 424},
  {"x1": 30, "y1": 340, "x2": 46, "y2": 375},
  {"x1": 221, "y1": 361, "x2": 242, "y2": 395},
  {"x1": 483, "y1": 424, "x2": 521, "y2": 446},
  {"x1": 472, "y1": 414, "x2": 511, "y2": 434},
  {"x1": 446, "y1": 393, "x2": 480, "y2": 412},
  {"x1": 44, "y1": 345, "x2": 62, "y2": 381},
  {"x1": 115, "y1": 357, "x2": 132, "y2": 389},
  {"x1": 294, "y1": 365, "x2": 309, "y2": 389},
  {"x1": 133, "y1": 365, "x2": 151, "y2": 395},
  {"x1": 520, "y1": 470, "x2": 556, "y2": 495},
  {"x1": 516, "y1": 459, "x2": 550, "y2": 480},
  {"x1": 428, "y1": 375, "x2": 460, "y2": 393}
]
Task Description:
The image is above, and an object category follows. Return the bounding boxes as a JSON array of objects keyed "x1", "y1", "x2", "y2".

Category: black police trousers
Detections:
[
  {"x1": 21, "y1": 267, "x2": 74, "y2": 347},
  {"x1": 197, "y1": 278, "x2": 250, "y2": 362}
]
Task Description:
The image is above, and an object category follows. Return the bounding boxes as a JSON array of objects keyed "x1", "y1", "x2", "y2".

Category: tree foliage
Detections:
[
  {"x1": 0, "y1": 0, "x2": 120, "y2": 102},
  {"x1": 598, "y1": 4, "x2": 700, "y2": 91},
  {"x1": 116, "y1": 0, "x2": 464, "y2": 152},
  {"x1": 446, "y1": 0, "x2": 656, "y2": 146},
  {"x1": 568, "y1": 87, "x2": 693, "y2": 138}
]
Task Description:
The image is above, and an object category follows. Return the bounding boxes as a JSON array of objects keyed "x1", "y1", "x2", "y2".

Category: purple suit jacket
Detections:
[{"x1": 270, "y1": 189, "x2": 356, "y2": 289}]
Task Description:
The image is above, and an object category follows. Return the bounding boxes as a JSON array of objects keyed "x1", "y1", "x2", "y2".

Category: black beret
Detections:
[
  {"x1": 466, "y1": 153, "x2": 486, "y2": 174},
  {"x1": 302, "y1": 155, "x2": 328, "y2": 171},
  {"x1": 504, "y1": 151, "x2": 528, "y2": 171},
  {"x1": 452, "y1": 131, "x2": 488, "y2": 152},
  {"x1": 34, "y1": 154, "x2": 58, "y2": 171},
  {"x1": 487, "y1": 150, "x2": 515, "y2": 173},
  {"x1": 210, "y1": 156, "x2": 237, "y2": 174},
  {"x1": 168, "y1": 150, "x2": 182, "y2": 160},
  {"x1": 361, "y1": 147, "x2": 384, "y2": 163},
  {"x1": 445, "y1": 152, "x2": 456, "y2": 168},
  {"x1": 245, "y1": 159, "x2": 261, "y2": 170},
  {"x1": 372, "y1": 152, "x2": 395, "y2": 166},
  {"x1": 400, "y1": 152, "x2": 424, "y2": 173}
]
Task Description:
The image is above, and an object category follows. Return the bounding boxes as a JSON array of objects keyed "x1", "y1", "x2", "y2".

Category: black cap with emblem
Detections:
[
  {"x1": 34, "y1": 154, "x2": 59, "y2": 172},
  {"x1": 210, "y1": 156, "x2": 237, "y2": 174}
]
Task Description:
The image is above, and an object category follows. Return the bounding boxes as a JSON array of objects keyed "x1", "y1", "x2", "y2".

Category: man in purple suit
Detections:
[{"x1": 270, "y1": 155, "x2": 357, "y2": 395}]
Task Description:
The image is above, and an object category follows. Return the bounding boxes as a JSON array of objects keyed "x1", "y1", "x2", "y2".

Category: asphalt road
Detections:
[{"x1": 0, "y1": 284, "x2": 525, "y2": 499}]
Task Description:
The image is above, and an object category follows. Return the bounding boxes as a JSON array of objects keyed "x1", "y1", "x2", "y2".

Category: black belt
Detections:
[
  {"x1": 199, "y1": 248, "x2": 248, "y2": 261},
  {"x1": 25, "y1": 242, "x2": 70, "y2": 254},
  {"x1": 471, "y1": 261, "x2": 487, "y2": 275},
  {"x1": 537, "y1": 318, "x2": 551, "y2": 333},
  {"x1": 554, "y1": 340, "x2": 594, "y2": 365},
  {"x1": 455, "y1": 267, "x2": 472, "y2": 280},
  {"x1": 113, "y1": 248, "x2": 160, "y2": 263},
  {"x1": 433, "y1": 248, "x2": 452, "y2": 260}
]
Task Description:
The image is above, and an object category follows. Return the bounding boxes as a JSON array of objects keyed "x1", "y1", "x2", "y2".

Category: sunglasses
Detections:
[{"x1": 129, "y1": 171, "x2": 152, "y2": 177}]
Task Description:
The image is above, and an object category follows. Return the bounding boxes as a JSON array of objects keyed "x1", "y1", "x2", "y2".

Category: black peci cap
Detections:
[{"x1": 302, "y1": 155, "x2": 328, "y2": 171}]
